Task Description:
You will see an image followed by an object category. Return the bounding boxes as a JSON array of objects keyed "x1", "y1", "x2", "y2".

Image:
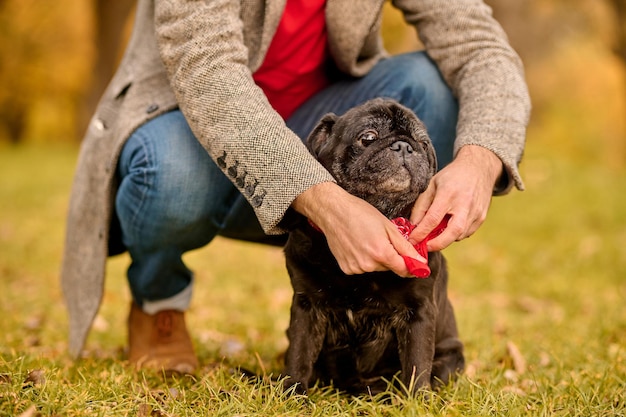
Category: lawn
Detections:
[{"x1": 0, "y1": 139, "x2": 625, "y2": 416}]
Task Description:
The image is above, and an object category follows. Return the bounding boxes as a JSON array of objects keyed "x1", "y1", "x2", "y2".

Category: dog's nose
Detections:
[{"x1": 390, "y1": 141, "x2": 414, "y2": 156}]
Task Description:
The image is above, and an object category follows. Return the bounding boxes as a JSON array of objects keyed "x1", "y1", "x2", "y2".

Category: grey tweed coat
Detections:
[{"x1": 62, "y1": 0, "x2": 531, "y2": 356}]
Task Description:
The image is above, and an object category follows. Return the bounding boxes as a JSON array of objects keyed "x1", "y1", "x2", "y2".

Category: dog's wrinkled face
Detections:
[{"x1": 306, "y1": 98, "x2": 437, "y2": 219}]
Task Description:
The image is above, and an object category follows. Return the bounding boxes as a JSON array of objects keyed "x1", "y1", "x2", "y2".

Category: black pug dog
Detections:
[{"x1": 283, "y1": 98, "x2": 464, "y2": 396}]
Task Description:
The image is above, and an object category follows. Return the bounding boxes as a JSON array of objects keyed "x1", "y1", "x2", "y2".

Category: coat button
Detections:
[
  {"x1": 146, "y1": 104, "x2": 159, "y2": 114},
  {"x1": 93, "y1": 118, "x2": 106, "y2": 131}
]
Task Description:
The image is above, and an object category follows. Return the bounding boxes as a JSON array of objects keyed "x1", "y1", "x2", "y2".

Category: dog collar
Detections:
[{"x1": 306, "y1": 214, "x2": 450, "y2": 278}]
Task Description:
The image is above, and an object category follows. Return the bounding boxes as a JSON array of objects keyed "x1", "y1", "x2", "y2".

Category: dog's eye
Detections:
[{"x1": 358, "y1": 130, "x2": 378, "y2": 146}]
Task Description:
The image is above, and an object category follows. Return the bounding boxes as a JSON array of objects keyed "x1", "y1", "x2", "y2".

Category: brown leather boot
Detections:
[{"x1": 127, "y1": 302, "x2": 199, "y2": 374}]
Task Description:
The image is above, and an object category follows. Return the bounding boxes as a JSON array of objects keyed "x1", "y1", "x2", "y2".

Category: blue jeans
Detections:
[{"x1": 115, "y1": 52, "x2": 458, "y2": 311}]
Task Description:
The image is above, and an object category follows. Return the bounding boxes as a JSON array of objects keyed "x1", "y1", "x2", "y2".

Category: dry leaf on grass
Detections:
[
  {"x1": 503, "y1": 369, "x2": 519, "y2": 382},
  {"x1": 539, "y1": 351, "x2": 551, "y2": 367},
  {"x1": 17, "y1": 405, "x2": 39, "y2": 417},
  {"x1": 219, "y1": 339, "x2": 246, "y2": 358},
  {"x1": 24, "y1": 315, "x2": 44, "y2": 331},
  {"x1": 501, "y1": 385, "x2": 527, "y2": 396},
  {"x1": 23, "y1": 369, "x2": 45, "y2": 387},
  {"x1": 137, "y1": 403, "x2": 168, "y2": 417},
  {"x1": 24, "y1": 335, "x2": 41, "y2": 347},
  {"x1": 506, "y1": 341, "x2": 527, "y2": 374},
  {"x1": 92, "y1": 314, "x2": 110, "y2": 332},
  {"x1": 149, "y1": 387, "x2": 180, "y2": 405},
  {"x1": 462, "y1": 360, "x2": 483, "y2": 380}
]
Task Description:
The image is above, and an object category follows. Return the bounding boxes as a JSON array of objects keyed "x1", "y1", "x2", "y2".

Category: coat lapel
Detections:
[
  {"x1": 325, "y1": 0, "x2": 384, "y2": 73},
  {"x1": 241, "y1": 0, "x2": 287, "y2": 71}
]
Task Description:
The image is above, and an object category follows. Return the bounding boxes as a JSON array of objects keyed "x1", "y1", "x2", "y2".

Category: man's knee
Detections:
[
  {"x1": 116, "y1": 111, "x2": 237, "y2": 248},
  {"x1": 384, "y1": 52, "x2": 457, "y2": 115}
]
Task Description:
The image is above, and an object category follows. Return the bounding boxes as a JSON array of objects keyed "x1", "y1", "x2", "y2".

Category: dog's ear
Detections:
[{"x1": 306, "y1": 113, "x2": 337, "y2": 158}]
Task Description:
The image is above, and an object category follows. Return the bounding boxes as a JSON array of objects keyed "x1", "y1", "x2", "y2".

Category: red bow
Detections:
[{"x1": 391, "y1": 214, "x2": 451, "y2": 278}]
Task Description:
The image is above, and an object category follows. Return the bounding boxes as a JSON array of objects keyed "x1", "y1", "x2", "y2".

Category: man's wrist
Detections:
[
  {"x1": 291, "y1": 181, "x2": 341, "y2": 222},
  {"x1": 456, "y1": 145, "x2": 503, "y2": 187}
]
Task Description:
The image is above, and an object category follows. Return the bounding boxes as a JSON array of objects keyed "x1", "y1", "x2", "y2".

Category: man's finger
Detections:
[
  {"x1": 425, "y1": 215, "x2": 466, "y2": 251},
  {"x1": 385, "y1": 225, "x2": 427, "y2": 277},
  {"x1": 409, "y1": 209, "x2": 449, "y2": 243},
  {"x1": 410, "y1": 182, "x2": 436, "y2": 225},
  {"x1": 390, "y1": 227, "x2": 426, "y2": 262}
]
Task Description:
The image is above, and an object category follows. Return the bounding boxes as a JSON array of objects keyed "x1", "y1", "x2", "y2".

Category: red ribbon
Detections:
[{"x1": 391, "y1": 214, "x2": 451, "y2": 278}]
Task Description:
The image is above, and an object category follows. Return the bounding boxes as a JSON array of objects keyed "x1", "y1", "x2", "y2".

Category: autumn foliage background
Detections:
[{"x1": 0, "y1": 0, "x2": 625, "y2": 163}]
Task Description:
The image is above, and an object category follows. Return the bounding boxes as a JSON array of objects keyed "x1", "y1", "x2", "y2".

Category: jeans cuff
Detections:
[{"x1": 142, "y1": 278, "x2": 193, "y2": 314}]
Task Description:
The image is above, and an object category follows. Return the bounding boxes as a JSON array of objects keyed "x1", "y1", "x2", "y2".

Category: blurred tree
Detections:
[
  {"x1": 0, "y1": 0, "x2": 133, "y2": 144},
  {"x1": 0, "y1": 0, "x2": 94, "y2": 143},
  {"x1": 0, "y1": 0, "x2": 41, "y2": 143},
  {"x1": 486, "y1": 0, "x2": 626, "y2": 162},
  {"x1": 0, "y1": 0, "x2": 622, "y2": 145},
  {"x1": 76, "y1": 0, "x2": 134, "y2": 140},
  {"x1": 609, "y1": 0, "x2": 626, "y2": 65},
  {"x1": 484, "y1": 0, "x2": 601, "y2": 62}
]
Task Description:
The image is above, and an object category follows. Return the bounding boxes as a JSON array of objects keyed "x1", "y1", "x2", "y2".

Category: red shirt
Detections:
[{"x1": 253, "y1": 0, "x2": 330, "y2": 120}]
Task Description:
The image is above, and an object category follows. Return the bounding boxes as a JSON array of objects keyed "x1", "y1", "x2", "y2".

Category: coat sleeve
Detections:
[
  {"x1": 394, "y1": 0, "x2": 531, "y2": 194},
  {"x1": 153, "y1": 0, "x2": 335, "y2": 234}
]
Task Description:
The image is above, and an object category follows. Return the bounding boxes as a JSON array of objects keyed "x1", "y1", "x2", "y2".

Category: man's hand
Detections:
[
  {"x1": 409, "y1": 145, "x2": 503, "y2": 252},
  {"x1": 292, "y1": 182, "x2": 425, "y2": 277}
]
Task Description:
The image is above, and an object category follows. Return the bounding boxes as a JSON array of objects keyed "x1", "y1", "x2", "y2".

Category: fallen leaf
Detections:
[
  {"x1": 608, "y1": 343, "x2": 621, "y2": 359},
  {"x1": 219, "y1": 339, "x2": 245, "y2": 358},
  {"x1": 504, "y1": 369, "x2": 518, "y2": 382},
  {"x1": 506, "y1": 341, "x2": 527, "y2": 375},
  {"x1": 137, "y1": 403, "x2": 169, "y2": 417},
  {"x1": 23, "y1": 369, "x2": 45, "y2": 387},
  {"x1": 137, "y1": 404, "x2": 152, "y2": 417},
  {"x1": 462, "y1": 360, "x2": 484, "y2": 380},
  {"x1": 24, "y1": 315, "x2": 43, "y2": 331},
  {"x1": 17, "y1": 405, "x2": 39, "y2": 417},
  {"x1": 502, "y1": 385, "x2": 527, "y2": 396},
  {"x1": 168, "y1": 387, "x2": 180, "y2": 400},
  {"x1": 150, "y1": 389, "x2": 171, "y2": 406},
  {"x1": 92, "y1": 314, "x2": 110, "y2": 332},
  {"x1": 521, "y1": 378, "x2": 540, "y2": 394},
  {"x1": 24, "y1": 335, "x2": 41, "y2": 347}
]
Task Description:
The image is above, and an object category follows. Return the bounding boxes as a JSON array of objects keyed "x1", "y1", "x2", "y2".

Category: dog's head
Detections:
[{"x1": 306, "y1": 98, "x2": 437, "y2": 219}]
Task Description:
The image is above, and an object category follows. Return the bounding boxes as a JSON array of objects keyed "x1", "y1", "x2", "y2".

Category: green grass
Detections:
[{"x1": 1, "y1": 141, "x2": 625, "y2": 416}]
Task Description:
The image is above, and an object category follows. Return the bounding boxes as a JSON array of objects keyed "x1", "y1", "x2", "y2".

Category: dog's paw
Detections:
[
  {"x1": 430, "y1": 346, "x2": 465, "y2": 390},
  {"x1": 283, "y1": 378, "x2": 308, "y2": 396}
]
